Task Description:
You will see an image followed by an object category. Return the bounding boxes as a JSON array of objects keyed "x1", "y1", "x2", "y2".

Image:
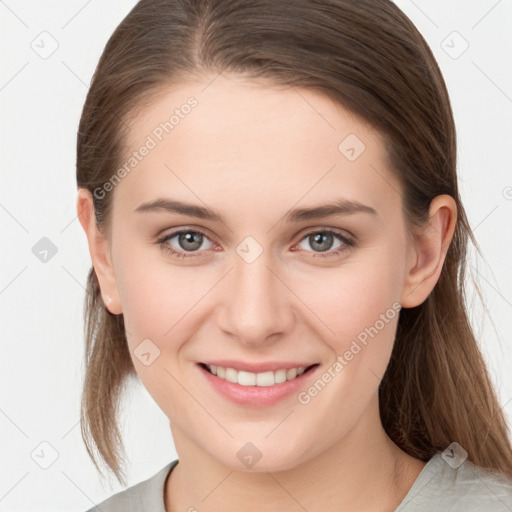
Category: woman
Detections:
[{"x1": 76, "y1": 0, "x2": 512, "y2": 510}]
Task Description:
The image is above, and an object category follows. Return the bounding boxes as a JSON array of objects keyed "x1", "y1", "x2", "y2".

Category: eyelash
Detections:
[{"x1": 156, "y1": 228, "x2": 356, "y2": 260}]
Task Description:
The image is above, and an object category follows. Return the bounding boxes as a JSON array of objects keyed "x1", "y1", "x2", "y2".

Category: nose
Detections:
[{"x1": 217, "y1": 250, "x2": 295, "y2": 347}]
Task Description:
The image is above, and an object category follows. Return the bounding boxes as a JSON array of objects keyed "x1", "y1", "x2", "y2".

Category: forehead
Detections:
[{"x1": 113, "y1": 73, "x2": 402, "y2": 223}]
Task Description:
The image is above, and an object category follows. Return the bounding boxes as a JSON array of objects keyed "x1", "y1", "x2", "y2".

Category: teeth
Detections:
[{"x1": 206, "y1": 364, "x2": 308, "y2": 386}]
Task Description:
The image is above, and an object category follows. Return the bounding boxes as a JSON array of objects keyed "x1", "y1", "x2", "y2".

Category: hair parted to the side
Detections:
[{"x1": 76, "y1": 0, "x2": 512, "y2": 485}]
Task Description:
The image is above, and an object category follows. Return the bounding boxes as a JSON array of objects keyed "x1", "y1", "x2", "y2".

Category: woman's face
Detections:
[{"x1": 102, "y1": 73, "x2": 420, "y2": 471}]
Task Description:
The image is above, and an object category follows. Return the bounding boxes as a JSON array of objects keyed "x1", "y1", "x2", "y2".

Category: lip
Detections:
[
  {"x1": 200, "y1": 360, "x2": 317, "y2": 373},
  {"x1": 196, "y1": 362, "x2": 320, "y2": 408}
]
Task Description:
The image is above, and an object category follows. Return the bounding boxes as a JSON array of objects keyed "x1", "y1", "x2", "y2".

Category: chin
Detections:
[{"x1": 215, "y1": 444, "x2": 310, "y2": 474}]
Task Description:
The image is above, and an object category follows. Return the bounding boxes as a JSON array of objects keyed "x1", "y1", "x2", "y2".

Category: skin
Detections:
[{"x1": 77, "y1": 73, "x2": 457, "y2": 511}]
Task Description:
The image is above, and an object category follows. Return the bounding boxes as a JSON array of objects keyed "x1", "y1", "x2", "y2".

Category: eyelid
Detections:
[
  {"x1": 157, "y1": 227, "x2": 217, "y2": 253},
  {"x1": 157, "y1": 225, "x2": 353, "y2": 243},
  {"x1": 157, "y1": 225, "x2": 356, "y2": 259},
  {"x1": 156, "y1": 225, "x2": 356, "y2": 243},
  {"x1": 295, "y1": 225, "x2": 354, "y2": 241},
  {"x1": 156, "y1": 223, "x2": 217, "y2": 240}
]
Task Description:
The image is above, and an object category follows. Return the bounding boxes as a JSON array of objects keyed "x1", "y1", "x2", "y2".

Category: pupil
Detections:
[
  {"x1": 180, "y1": 232, "x2": 202, "y2": 251},
  {"x1": 311, "y1": 232, "x2": 333, "y2": 252}
]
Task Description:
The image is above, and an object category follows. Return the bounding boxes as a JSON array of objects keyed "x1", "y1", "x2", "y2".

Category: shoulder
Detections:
[
  {"x1": 397, "y1": 452, "x2": 512, "y2": 511},
  {"x1": 83, "y1": 459, "x2": 179, "y2": 512}
]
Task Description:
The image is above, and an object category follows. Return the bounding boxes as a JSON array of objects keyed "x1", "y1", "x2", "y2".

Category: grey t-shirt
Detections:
[{"x1": 85, "y1": 452, "x2": 512, "y2": 511}]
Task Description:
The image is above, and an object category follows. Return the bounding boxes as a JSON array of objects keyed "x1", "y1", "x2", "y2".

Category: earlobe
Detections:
[
  {"x1": 76, "y1": 188, "x2": 122, "y2": 315},
  {"x1": 400, "y1": 194, "x2": 457, "y2": 309}
]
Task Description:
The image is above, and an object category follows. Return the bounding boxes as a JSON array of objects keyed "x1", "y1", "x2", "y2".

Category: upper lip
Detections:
[{"x1": 199, "y1": 360, "x2": 318, "y2": 373}]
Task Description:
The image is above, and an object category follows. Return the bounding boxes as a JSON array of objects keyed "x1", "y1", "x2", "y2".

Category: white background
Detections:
[{"x1": 1, "y1": 1, "x2": 511, "y2": 510}]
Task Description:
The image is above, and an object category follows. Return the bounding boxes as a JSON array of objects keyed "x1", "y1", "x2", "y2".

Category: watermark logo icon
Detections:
[
  {"x1": 31, "y1": 441, "x2": 59, "y2": 469},
  {"x1": 30, "y1": 31, "x2": 59, "y2": 59},
  {"x1": 237, "y1": 442, "x2": 262, "y2": 468},
  {"x1": 441, "y1": 31, "x2": 469, "y2": 60},
  {"x1": 338, "y1": 133, "x2": 366, "y2": 161},
  {"x1": 134, "y1": 338, "x2": 161, "y2": 366},
  {"x1": 236, "y1": 236, "x2": 263, "y2": 264},
  {"x1": 441, "y1": 441, "x2": 468, "y2": 469},
  {"x1": 32, "y1": 237, "x2": 58, "y2": 263}
]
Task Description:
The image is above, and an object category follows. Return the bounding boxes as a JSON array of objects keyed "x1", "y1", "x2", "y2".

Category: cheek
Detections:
[
  {"x1": 288, "y1": 249, "x2": 404, "y2": 418},
  {"x1": 121, "y1": 281, "x2": 204, "y2": 364},
  {"x1": 115, "y1": 251, "x2": 205, "y2": 407},
  {"x1": 115, "y1": 247, "x2": 215, "y2": 372},
  {"x1": 293, "y1": 246, "x2": 404, "y2": 371},
  {"x1": 115, "y1": 230, "x2": 405, "y2": 395},
  {"x1": 115, "y1": 237, "x2": 202, "y2": 328}
]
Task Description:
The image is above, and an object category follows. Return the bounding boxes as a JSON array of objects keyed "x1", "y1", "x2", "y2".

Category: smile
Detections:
[
  {"x1": 197, "y1": 362, "x2": 321, "y2": 408},
  {"x1": 202, "y1": 363, "x2": 318, "y2": 387}
]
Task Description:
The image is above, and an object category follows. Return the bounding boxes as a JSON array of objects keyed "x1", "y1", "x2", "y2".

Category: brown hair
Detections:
[{"x1": 76, "y1": 0, "x2": 512, "y2": 485}]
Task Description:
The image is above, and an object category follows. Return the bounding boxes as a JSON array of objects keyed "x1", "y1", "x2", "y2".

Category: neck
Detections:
[{"x1": 165, "y1": 394, "x2": 425, "y2": 512}]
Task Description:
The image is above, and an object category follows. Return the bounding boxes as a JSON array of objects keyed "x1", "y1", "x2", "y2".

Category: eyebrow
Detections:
[{"x1": 134, "y1": 197, "x2": 378, "y2": 223}]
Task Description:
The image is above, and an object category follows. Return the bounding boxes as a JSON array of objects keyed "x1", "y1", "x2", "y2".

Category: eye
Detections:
[
  {"x1": 294, "y1": 229, "x2": 356, "y2": 259},
  {"x1": 157, "y1": 229, "x2": 215, "y2": 259},
  {"x1": 157, "y1": 227, "x2": 356, "y2": 260}
]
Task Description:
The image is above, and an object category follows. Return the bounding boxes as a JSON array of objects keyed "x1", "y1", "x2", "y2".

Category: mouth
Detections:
[
  {"x1": 196, "y1": 361, "x2": 322, "y2": 407},
  {"x1": 198, "y1": 362, "x2": 320, "y2": 387}
]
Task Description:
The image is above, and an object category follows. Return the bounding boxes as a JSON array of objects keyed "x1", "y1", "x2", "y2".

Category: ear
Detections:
[
  {"x1": 76, "y1": 188, "x2": 122, "y2": 315},
  {"x1": 400, "y1": 194, "x2": 457, "y2": 309}
]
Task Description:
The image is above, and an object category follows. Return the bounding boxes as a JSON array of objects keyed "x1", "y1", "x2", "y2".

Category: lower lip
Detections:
[{"x1": 197, "y1": 363, "x2": 320, "y2": 408}]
